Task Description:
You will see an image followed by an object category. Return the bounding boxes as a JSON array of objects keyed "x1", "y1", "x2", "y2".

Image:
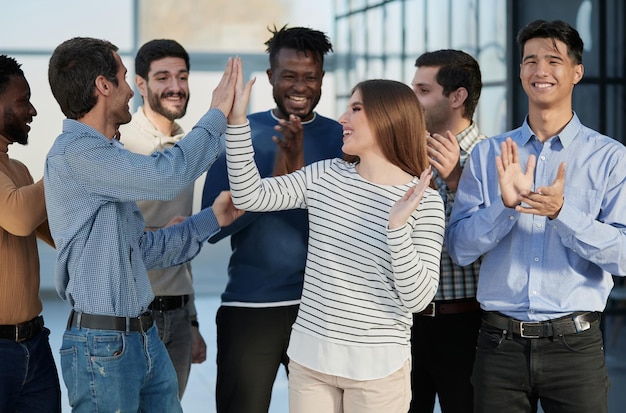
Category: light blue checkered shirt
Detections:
[
  {"x1": 434, "y1": 121, "x2": 486, "y2": 300},
  {"x1": 44, "y1": 109, "x2": 225, "y2": 317}
]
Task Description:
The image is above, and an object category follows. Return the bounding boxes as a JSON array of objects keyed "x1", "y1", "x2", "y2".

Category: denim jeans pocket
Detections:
[
  {"x1": 59, "y1": 345, "x2": 78, "y2": 405},
  {"x1": 88, "y1": 332, "x2": 126, "y2": 361}
]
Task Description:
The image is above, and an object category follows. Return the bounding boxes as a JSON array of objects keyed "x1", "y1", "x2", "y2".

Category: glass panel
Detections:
[
  {"x1": 425, "y1": 0, "x2": 450, "y2": 50},
  {"x1": 606, "y1": 85, "x2": 625, "y2": 144},
  {"x1": 367, "y1": 8, "x2": 384, "y2": 55},
  {"x1": 573, "y1": 84, "x2": 600, "y2": 131},
  {"x1": 605, "y1": 0, "x2": 625, "y2": 77},
  {"x1": 0, "y1": 0, "x2": 135, "y2": 51},
  {"x1": 405, "y1": 0, "x2": 426, "y2": 55},
  {"x1": 476, "y1": 86, "x2": 507, "y2": 138},
  {"x1": 385, "y1": 2, "x2": 404, "y2": 55}
]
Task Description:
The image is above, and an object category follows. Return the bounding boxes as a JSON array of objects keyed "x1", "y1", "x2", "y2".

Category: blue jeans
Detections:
[
  {"x1": 154, "y1": 303, "x2": 192, "y2": 398},
  {"x1": 0, "y1": 327, "x2": 61, "y2": 412},
  {"x1": 60, "y1": 323, "x2": 182, "y2": 413},
  {"x1": 472, "y1": 317, "x2": 609, "y2": 413}
]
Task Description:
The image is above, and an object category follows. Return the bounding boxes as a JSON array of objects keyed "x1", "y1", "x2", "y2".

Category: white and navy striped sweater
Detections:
[{"x1": 226, "y1": 123, "x2": 444, "y2": 352}]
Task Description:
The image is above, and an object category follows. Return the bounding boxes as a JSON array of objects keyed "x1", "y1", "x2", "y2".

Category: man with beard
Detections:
[
  {"x1": 409, "y1": 49, "x2": 485, "y2": 413},
  {"x1": 201, "y1": 25, "x2": 343, "y2": 413},
  {"x1": 0, "y1": 54, "x2": 61, "y2": 412},
  {"x1": 44, "y1": 37, "x2": 242, "y2": 412},
  {"x1": 119, "y1": 39, "x2": 206, "y2": 399}
]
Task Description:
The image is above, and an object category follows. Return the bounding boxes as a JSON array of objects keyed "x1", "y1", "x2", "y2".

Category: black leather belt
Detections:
[
  {"x1": 148, "y1": 295, "x2": 189, "y2": 313},
  {"x1": 67, "y1": 310, "x2": 153, "y2": 333},
  {"x1": 418, "y1": 299, "x2": 481, "y2": 317},
  {"x1": 483, "y1": 311, "x2": 600, "y2": 338},
  {"x1": 0, "y1": 315, "x2": 44, "y2": 342}
]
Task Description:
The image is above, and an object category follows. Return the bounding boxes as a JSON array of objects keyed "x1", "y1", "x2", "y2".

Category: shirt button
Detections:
[
  {"x1": 534, "y1": 257, "x2": 540, "y2": 262},
  {"x1": 540, "y1": 155, "x2": 546, "y2": 161},
  {"x1": 536, "y1": 223, "x2": 542, "y2": 228},
  {"x1": 532, "y1": 290, "x2": 538, "y2": 295},
  {"x1": 509, "y1": 216, "x2": 515, "y2": 220}
]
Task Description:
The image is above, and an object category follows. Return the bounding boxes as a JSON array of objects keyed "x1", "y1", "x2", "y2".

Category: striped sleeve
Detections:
[
  {"x1": 226, "y1": 123, "x2": 324, "y2": 212},
  {"x1": 387, "y1": 189, "x2": 444, "y2": 312}
]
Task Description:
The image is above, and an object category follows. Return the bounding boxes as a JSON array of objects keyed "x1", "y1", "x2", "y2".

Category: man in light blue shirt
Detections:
[
  {"x1": 44, "y1": 37, "x2": 242, "y2": 412},
  {"x1": 447, "y1": 20, "x2": 626, "y2": 413}
]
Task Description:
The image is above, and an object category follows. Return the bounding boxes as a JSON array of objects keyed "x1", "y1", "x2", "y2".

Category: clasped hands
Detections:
[{"x1": 496, "y1": 137, "x2": 565, "y2": 219}]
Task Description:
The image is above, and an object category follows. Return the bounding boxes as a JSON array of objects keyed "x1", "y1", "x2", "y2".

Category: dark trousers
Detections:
[
  {"x1": 0, "y1": 328, "x2": 61, "y2": 413},
  {"x1": 215, "y1": 304, "x2": 299, "y2": 413},
  {"x1": 473, "y1": 317, "x2": 609, "y2": 413},
  {"x1": 409, "y1": 310, "x2": 481, "y2": 413}
]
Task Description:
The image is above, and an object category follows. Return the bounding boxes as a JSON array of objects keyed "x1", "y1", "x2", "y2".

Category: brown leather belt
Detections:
[
  {"x1": 0, "y1": 315, "x2": 44, "y2": 342},
  {"x1": 67, "y1": 310, "x2": 153, "y2": 333},
  {"x1": 148, "y1": 295, "x2": 189, "y2": 313},
  {"x1": 418, "y1": 299, "x2": 481, "y2": 317},
  {"x1": 483, "y1": 311, "x2": 600, "y2": 338}
]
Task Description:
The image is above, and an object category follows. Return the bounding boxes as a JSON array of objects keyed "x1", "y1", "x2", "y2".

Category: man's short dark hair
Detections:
[
  {"x1": 135, "y1": 39, "x2": 190, "y2": 80},
  {"x1": 415, "y1": 49, "x2": 482, "y2": 120},
  {"x1": 264, "y1": 25, "x2": 333, "y2": 69},
  {"x1": 48, "y1": 37, "x2": 119, "y2": 119},
  {"x1": 0, "y1": 55, "x2": 25, "y2": 96},
  {"x1": 517, "y1": 20, "x2": 584, "y2": 65}
]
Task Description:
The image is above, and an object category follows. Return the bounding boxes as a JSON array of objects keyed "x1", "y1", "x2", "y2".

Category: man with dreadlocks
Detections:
[{"x1": 202, "y1": 25, "x2": 343, "y2": 413}]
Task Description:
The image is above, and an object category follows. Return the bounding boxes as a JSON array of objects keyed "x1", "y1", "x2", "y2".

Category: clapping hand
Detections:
[
  {"x1": 389, "y1": 167, "x2": 434, "y2": 229},
  {"x1": 427, "y1": 130, "x2": 462, "y2": 190},
  {"x1": 495, "y1": 137, "x2": 536, "y2": 208},
  {"x1": 272, "y1": 114, "x2": 304, "y2": 175}
]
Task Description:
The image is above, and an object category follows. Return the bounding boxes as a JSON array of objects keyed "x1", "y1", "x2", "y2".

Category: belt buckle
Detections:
[
  {"x1": 15, "y1": 324, "x2": 29, "y2": 342},
  {"x1": 573, "y1": 314, "x2": 591, "y2": 332},
  {"x1": 519, "y1": 321, "x2": 541, "y2": 338},
  {"x1": 422, "y1": 302, "x2": 436, "y2": 317}
]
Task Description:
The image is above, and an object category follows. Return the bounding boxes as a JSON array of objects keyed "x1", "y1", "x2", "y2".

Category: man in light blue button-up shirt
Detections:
[
  {"x1": 447, "y1": 20, "x2": 626, "y2": 413},
  {"x1": 44, "y1": 37, "x2": 243, "y2": 413}
]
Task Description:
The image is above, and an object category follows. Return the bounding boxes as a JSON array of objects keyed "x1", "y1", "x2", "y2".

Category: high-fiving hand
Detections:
[{"x1": 227, "y1": 57, "x2": 255, "y2": 125}]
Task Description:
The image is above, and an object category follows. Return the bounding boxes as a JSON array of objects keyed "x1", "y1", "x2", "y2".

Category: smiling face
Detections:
[
  {"x1": 139, "y1": 56, "x2": 189, "y2": 121},
  {"x1": 267, "y1": 48, "x2": 324, "y2": 121},
  {"x1": 519, "y1": 37, "x2": 583, "y2": 111},
  {"x1": 338, "y1": 89, "x2": 378, "y2": 158},
  {"x1": 0, "y1": 75, "x2": 37, "y2": 145}
]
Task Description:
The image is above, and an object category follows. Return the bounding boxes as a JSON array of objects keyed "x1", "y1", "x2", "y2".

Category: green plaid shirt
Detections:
[{"x1": 434, "y1": 122, "x2": 486, "y2": 300}]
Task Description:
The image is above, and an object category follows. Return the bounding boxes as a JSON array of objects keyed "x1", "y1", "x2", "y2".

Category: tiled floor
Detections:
[{"x1": 38, "y1": 242, "x2": 626, "y2": 412}]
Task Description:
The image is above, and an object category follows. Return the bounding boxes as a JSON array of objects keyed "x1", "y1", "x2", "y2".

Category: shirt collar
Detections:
[
  {"x1": 269, "y1": 110, "x2": 317, "y2": 125},
  {"x1": 457, "y1": 121, "x2": 485, "y2": 153},
  {"x1": 62, "y1": 118, "x2": 111, "y2": 140},
  {"x1": 520, "y1": 112, "x2": 582, "y2": 148}
]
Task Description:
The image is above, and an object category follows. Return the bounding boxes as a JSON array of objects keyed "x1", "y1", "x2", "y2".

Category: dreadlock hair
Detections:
[
  {"x1": 264, "y1": 25, "x2": 333, "y2": 69},
  {"x1": 0, "y1": 55, "x2": 25, "y2": 95}
]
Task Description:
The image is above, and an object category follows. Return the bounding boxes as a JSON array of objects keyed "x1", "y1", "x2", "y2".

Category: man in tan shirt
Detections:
[
  {"x1": 0, "y1": 55, "x2": 61, "y2": 412},
  {"x1": 119, "y1": 39, "x2": 206, "y2": 398}
]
